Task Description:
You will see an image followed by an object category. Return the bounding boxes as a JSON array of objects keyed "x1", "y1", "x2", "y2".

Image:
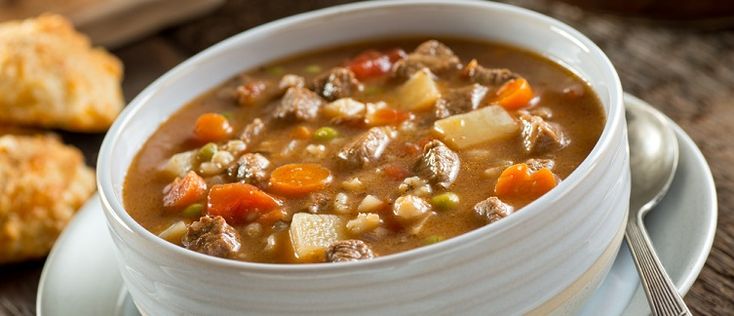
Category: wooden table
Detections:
[{"x1": 1, "y1": 0, "x2": 732, "y2": 314}]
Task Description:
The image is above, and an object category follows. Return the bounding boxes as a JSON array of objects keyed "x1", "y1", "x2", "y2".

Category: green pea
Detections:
[
  {"x1": 425, "y1": 235, "x2": 444, "y2": 245},
  {"x1": 266, "y1": 66, "x2": 285, "y2": 76},
  {"x1": 220, "y1": 111, "x2": 233, "y2": 120},
  {"x1": 313, "y1": 127, "x2": 339, "y2": 142},
  {"x1": 197, "y1": 143, "x2": 218, "y2": 162},
  {"x1": 363, "y1": 85, "x2": 383, "y2": 96},
  {"x1": 182, "y1": 203, "x2": 204, "y2": 218},
  {"x1": 431, "y1": 192, "x2": 460, "y2": 211},
  {"x1": 304, "y1": 64, "x2": 322, "y2": 74}
]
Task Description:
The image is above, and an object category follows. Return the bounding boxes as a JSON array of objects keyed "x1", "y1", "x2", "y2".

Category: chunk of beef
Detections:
[
  {"x1": 309, "y1": 67, "x2": 363, "y2": 101},
  {"x1": 227, "y1": 153, "x2": 270, "y2": 185},
  {"x1": 393, "y1": 40, "x2": 461, "y2": 78},
  {"x1": 530, "y1": 107, "x2": 553, "y2": 119},
  {"x1": 414, "y1": 140, "x2": 460, "y2": 188},
  {"x1": 326, "y1": 239, "x2": 375, "y2": 262},
  {"x1": 461, "y1": 59, "x2": 519, "y2": 86},
  {"x1": 182, "y1": 215, "x2": 241, "y2": 258},
  {"x1": 239, "y1": 118, "x2": 265, "y2": 146},
  {"x1": 305, "y1": 193, "x2": 330, "y2": 214},
  {"x1": 337, "y1": 127, "x2": 393, "y2": 168},
  {"x1": 473, "y1": 197, "x2": 513, "y2": 224},
  {"x1": 518, "y1": 112, "x2": 569, "y2": 154},
  {"x1": 278, "y1": 74, "x2": 305, "y2": 90},
  {"x1": 273, "y1": 87, "x2": 324, "y2": 121},
  {"x1": 525, "y1": 158, "x2": 555, "y2": 172},
  {"x1": 434, "y1": 84, "x2": 489, "y2": 118}
]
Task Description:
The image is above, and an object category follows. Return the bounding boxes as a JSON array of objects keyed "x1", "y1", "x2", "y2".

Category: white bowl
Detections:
[{"x1": 97, "y1": 1, "x2": 628, "y2": 314}]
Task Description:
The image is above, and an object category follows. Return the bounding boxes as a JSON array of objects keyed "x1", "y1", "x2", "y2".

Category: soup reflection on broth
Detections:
[{"x1": 123, "y1": 38, "x2": 605, "y2": 263}]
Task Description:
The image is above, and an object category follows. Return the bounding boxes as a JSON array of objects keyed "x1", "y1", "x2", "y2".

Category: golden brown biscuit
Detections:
[
  {"x1": 0, "y1": 132, "x2": 95, "y2": 263},
  {"x1": 0, "y1": 14, "x2": 123, "y2": 132}
]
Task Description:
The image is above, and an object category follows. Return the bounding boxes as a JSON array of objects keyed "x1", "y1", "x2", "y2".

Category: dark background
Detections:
[{"x1": 2, "y1": 0, "x2": 733, "y2": 314}]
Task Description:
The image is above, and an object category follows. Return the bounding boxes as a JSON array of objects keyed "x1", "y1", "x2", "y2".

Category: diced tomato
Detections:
[
  {"x1": 383, "y1": 165, "x2": 410, "y2": 181},
  {"x1": 207, "y1": 183, "x2": 280, "y2": 224},
  {"x1": 236, "y1": 80, "x2": 268, "y2": 106},
  {"x1": 385, "y1": 48, "x2": 407, "y2": 62},
  {"x1": 347, "y1": 48, "x2": 407, "y2": 79},
  {"x1": 399, "y1": 142, "x2": 422, "y2": 157},
  {"x1": 162, "y1": 171, "x2": 207, "y2": 210},
  {"x1": 348, "y1": 50, "x2": 390, "y2": 79}
]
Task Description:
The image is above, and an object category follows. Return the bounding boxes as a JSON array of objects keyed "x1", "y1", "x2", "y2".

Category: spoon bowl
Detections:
[{"x1": 627, "y1": 101, "x2": 680, "y2": 213}]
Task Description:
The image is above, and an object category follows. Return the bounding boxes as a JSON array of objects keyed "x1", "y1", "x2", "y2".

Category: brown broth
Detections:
[{"x1": 123, "y1": 38, "x2": 605, "y2": 263}]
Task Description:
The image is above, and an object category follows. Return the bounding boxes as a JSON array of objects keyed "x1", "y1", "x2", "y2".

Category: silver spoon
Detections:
[{"x1": 625, "y1": 100, "x2": 691, "y2": 315}]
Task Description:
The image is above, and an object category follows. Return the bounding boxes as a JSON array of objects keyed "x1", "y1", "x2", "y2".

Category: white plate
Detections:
[
  {"x1": 37, "y1": 94, "x2": 717, "y2": 315},
  {"x1": 579, "y1": 94, "x2": 717, "y2": 316}
]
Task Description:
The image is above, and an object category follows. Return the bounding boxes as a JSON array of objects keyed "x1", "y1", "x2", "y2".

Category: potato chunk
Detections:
[
  {"x1": 396, "y1": 69, "x2": 441, "y2": 111},
  {"x1": 357, "y1": 195, "x2": 385, "y2": 213},
  {"x1": 158, "y1": 221, "x2": 187, "y2": 244},
  {"x1": 346, "y1": 213, "x2": 382, "y2": 235},
  {"x1": 322, "y1": 98, "x2": 366, "y2": 122},
  {"x1": 160, "y1": 150, "x2": 197, "y2": 178},
  {"x1": 289, "y1": 213, "x2": 346, "y2": 262},
  {"x1": 393, "y1": 195, "x2": 431, "y2": 224},
  {"x1": 433, "y1": 105, "x2": 518, "y2": 149}
]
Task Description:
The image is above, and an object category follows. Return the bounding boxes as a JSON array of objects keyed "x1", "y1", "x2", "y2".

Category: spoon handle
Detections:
[{"x1": 625, "y1": 218, "x2": 692, "y2": 316}]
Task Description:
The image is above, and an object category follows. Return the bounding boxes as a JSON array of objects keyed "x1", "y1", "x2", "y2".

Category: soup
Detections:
[{"x1": 123, "y1": 38, "x2": 605, "y2": 264}]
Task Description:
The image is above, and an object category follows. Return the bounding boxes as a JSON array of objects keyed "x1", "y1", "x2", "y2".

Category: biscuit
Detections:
[
  {"x1": 0, "y1": 14, "x2": 123, "y2": 132},
  {"x1": 0, "y1": 132, "x2": 95, "y2": 263}
]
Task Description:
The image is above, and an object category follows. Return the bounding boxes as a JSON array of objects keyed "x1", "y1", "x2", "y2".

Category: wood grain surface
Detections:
[{"x1": 1, "y1": 0, "x2": 732, "y2": 315}]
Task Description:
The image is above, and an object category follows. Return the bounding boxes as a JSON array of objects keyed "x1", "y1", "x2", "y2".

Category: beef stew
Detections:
[{"x1": 123, "y1": 38, "x2": 605, "y2": 264}]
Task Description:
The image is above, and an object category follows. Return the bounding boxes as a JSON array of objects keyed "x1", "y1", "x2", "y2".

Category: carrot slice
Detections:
[
  {"x1": 270, "y1": 163, "x2": 332, "y2": 196},
  {"x1": 367, "y1": 107, "x2": 411, "y2": 126},
  {"x1": 530, "y1": 168, "x2": 557, "y2": 196},
  {"x1": 207, "y1": 183, "x2": 280, "y2": 224},
  {"x1": 258, "y1": 209, "x2": 286, "y2": 226},
  {"x1": 496, "y1": 78, "x2": 533, "y2": 110},
  {"x1": 162, "y1": 171, "x2": 207, "y2": 210},
  {"x1": 291, "y1": 125, "x2": 312, "y2": 140},
  {"x1": 495, "y1": 163, "x2": 557, "y2": 200},
  {"x1": 193, "y1": 113, "x2": 233, "y2": 143}
]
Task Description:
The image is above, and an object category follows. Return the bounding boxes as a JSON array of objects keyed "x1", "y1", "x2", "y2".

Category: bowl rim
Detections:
[{"x1": 97, "y1": 0, "x2": 624, "y2": 272}]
